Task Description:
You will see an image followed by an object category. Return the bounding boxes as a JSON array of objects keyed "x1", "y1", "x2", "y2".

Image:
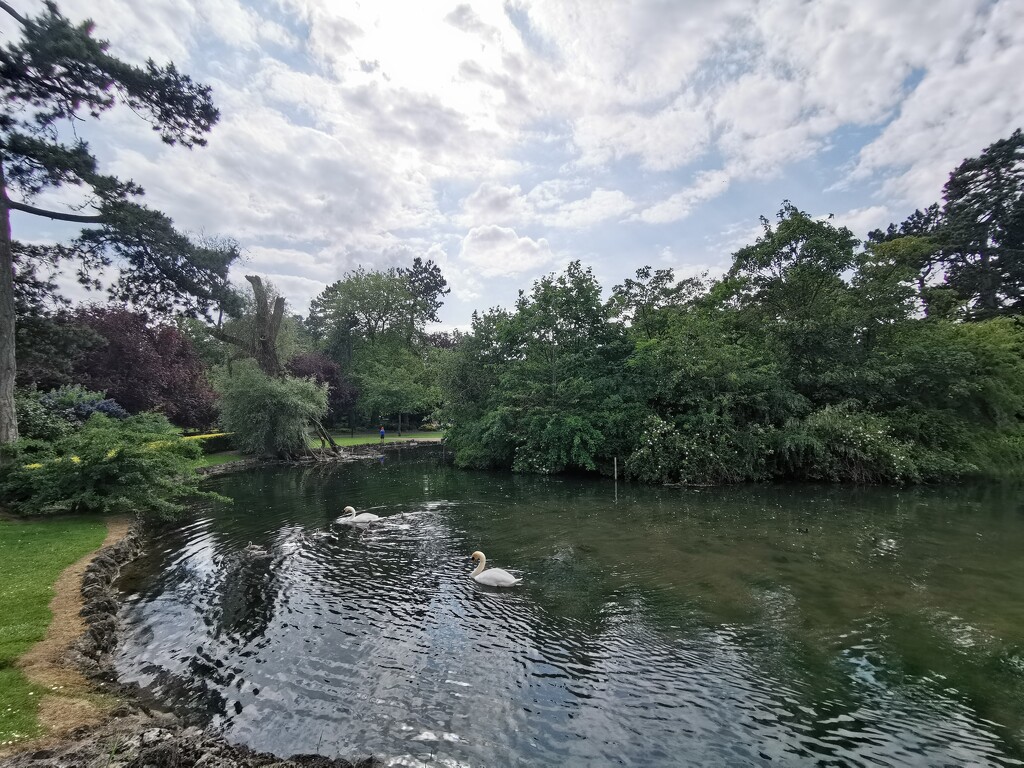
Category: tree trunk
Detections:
[
  {"x1": 205, "y1": 275, "x2": 284, "y2": 377},
  {"x1": 0, "y1": 161, "x2": 19, "y2": 445}
]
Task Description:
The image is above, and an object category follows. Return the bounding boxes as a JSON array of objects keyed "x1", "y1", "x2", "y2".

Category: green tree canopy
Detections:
[{"x1": 0, "y1": 1, "x2": 238, "y2": 443}]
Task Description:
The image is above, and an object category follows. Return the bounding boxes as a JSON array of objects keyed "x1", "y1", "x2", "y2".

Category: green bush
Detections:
[
  {"x1": 0, "y1": 413, "x2": 223, "y2": 519},
  {"x1": 771, "y1": 405, "x2": 975, "y2": 484},
  {"x1": 182, "y1": 432, "x2": 235, "y2": 453},
  {"x1": 213, "y1": 362, "x2": 328, "y2": 457},
  {"x1": 14, "y1": 392, "x2": 74, "y2": 442},
  {"x1": 626, "y1": 415, "x2": 770, "y2": 486},
  {"x1": 511, "y1": 411, "x2": 604, "y2": 474}
]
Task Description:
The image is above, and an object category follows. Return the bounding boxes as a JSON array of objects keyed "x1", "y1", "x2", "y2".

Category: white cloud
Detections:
[
  {"x1": 5, "y1": 0, "x2": 1023, "y2": 325},
  {"x1": 828, "y1": 205, "x2": 892, "y2": 239},
  {"x1": 634, "y1": 170, "x2": 731, "y2": 224},
  {"x1": 457, "y1": 225, "x2": 555, "y2": 277},
  {"x1": 458, "y1": 182, "x2": 634, "y2": 229}
]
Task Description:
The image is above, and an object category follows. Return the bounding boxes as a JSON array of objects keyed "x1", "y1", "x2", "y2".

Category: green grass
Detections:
[
  {"x1": 196, "y1": 451, "x2": 245, "y2": 468},
  {"x1": 0, "y1": 517, "x2": 107, "y2": 745},
  {"x1": 197, "y1": 432, "x2": 445, "y2": 468},
  {"x1": 315, "y1": 430, "x2": 444, "y2": 448}
]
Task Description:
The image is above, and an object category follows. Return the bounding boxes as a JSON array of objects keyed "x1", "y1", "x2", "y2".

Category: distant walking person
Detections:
[{"x1": 379, "y1": 425, "x2": 385, "y2": 442}]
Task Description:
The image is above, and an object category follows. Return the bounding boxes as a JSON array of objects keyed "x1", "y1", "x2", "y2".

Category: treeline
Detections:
[{"x1": 440, "y1": 131, "x2": 1024, "y2": 484}]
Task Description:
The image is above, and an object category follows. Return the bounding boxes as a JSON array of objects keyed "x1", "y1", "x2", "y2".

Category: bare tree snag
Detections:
[{"x1": 206, "y1": 275, "x2": 284, "y2": 377}]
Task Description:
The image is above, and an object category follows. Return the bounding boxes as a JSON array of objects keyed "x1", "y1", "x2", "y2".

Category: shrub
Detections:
[
  {"x1": 37, "y1": 385, "x2": 129, "y2": 424},
  {"x1": 511, "y1": 411, "x2": 604, "y2": 474},
  {"x1": 0, "y1": 413, "x2": 224, "y2": 519},
  {"x1": 182, "y1": 432, "x2": 235, "y2": 453},
  {"x1": 213, "y1": 362, "x2": 328, "y2": 457},
  {"x1": 14, "y1": 391, "x2": 74, "y2": 441},
  {"x1": 626, "y1": 415, "x2": 770, "y2": 486},
  {"x1": 770, "y1": 405, "x2": 975, "y2": 484}
]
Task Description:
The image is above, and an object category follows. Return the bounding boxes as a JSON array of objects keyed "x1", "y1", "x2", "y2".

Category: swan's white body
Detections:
[
  {"x1": 470, "y1": 551, "x2": 522, "y2": 586},
  {"x1": 339, "y1": 505, "x2": 380, "y2": 524}
]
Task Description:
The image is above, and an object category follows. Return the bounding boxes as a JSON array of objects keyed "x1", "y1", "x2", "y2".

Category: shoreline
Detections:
[
  {"x1": 199, "y1": 439, "x2": 445, "y2": 477},
  {"x1": 0, "y1": 516, "x2": 382, "y2": 768},
  {"x1": 11, "y1": 518, "x2": 131, "y2": 744}
]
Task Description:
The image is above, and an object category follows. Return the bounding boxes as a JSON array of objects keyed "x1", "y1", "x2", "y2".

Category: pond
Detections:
[{"x1": 116, "y1": 448, "x2": 1024, "y2": 767}]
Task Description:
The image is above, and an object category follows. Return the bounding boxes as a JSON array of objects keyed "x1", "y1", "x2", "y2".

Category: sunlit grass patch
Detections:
[{"x1": 0, "y1": 518, "x2": 106, "y2": 744}]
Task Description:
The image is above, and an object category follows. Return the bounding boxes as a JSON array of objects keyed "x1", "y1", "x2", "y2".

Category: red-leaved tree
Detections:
[
  {"x1": 286, "y1": 352, "x2": 358, "y2": 426},
  {"x1": 74, "y1": 307, "x2": 217, "y2": 428}
]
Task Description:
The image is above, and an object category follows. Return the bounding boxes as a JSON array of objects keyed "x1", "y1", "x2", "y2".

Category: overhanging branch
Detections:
[
  {"x1": 0, "y1": 1, "x2": 26, "y2": 25},
  {"x1": 205, "y1": 325, "x2": 252, "y2": 352},
  {"x1": 5, "y1": 199, "x2": 105, "y2": 224}
]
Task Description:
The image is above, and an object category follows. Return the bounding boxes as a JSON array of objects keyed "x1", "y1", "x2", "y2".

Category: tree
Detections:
[
  {"x1": 213, "y1": 361, "x2": 328, "y2": 458},
  {"x1": 609, "y1": 266, "x2": 706, "y2": 340},
  {"x1": 12, "y1": 242, "x2": 102, "y2": 388},
  {"x1": 0, "y1": 1, "x2": 238, "y2": 443},
  {"x1": 869, "y1": 130, "x2": 1024, "y2": 320},
  {"x1": 73, "y1": 307, "x2": 217, "y2": 428},
  {"x1": 308, "y1": 266, "x2": 413, "y2": 346},
  {"x1": 399, "y1": 257, "x2": 450, "y2": 341},
  {"x1": 206, "y1": 276, "x2": 286, "y2": 376},
  {"x1": 940, "y1": 128, "x2": 1024, "y2": 318},
  {"x1": 442, "y1": 262, "x2": 636, "y2": 474},
  {"x1": 286, "y1": 352, "x2": 358, "y2": 425},
  {"x1": 724, "y1": 202, "x2": 860, "y2": 401}
]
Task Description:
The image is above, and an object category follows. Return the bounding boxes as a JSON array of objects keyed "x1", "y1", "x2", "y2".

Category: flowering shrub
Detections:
[
  {"x1": 0, "y1": 413, "x2": 226, "y2": 519},
  {"x1": 181, "y1": 432, "x2": 235, "y2": 453}
]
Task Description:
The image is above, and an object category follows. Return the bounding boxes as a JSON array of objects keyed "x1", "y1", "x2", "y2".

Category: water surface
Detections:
[{"x1": 116, "y1": 449, "x2": 1024, "y2": 766}]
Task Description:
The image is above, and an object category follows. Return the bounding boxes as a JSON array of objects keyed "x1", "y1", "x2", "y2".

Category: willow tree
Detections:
[{"x1": 0, "y1": 1, "x2": 237, "y2": 443}]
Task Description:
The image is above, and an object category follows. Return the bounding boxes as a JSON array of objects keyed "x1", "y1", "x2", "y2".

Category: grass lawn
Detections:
[
  {"x1": 0, "y1": 517, "x2": 107, "y2": 745},
  {"x1": 196, "y1": 451, "x2": 246, "y2": 468},
  {"x1": 318, "y1": 430, "x2": 444, "y2": 447}
]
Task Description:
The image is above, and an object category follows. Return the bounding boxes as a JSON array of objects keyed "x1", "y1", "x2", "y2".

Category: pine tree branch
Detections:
[
  {"x1": 0, "y1": 1, "x2": 27, "y2": 25},
  {"x1": 5, "y1": 198, "x2": 105, "y2": 224}
]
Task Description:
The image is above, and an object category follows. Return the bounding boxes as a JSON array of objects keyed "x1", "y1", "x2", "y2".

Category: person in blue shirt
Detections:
[{"x1": 379, "y1": 425, "x2": 385, "y2": 442}]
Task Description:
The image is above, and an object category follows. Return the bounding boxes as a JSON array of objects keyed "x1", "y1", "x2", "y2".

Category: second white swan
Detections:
[
  {"x1": 470, "y1": 551, "x2": 522, "y2": 586},
  {"x1": 339, "y1": 505, "x2": 380, "y2": 524}
]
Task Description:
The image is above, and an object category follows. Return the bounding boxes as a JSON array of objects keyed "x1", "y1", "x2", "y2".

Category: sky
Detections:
[{"x1": 5, "y1": 0, "x2": 1024, "y2": 329}]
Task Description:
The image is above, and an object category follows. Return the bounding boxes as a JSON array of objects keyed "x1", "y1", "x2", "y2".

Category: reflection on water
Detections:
[{"x1": 116, "y1": 449, "x2": 1024, "y2": 766}]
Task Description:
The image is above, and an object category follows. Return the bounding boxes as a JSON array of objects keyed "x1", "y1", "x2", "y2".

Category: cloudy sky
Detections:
[{"x1": 5, "y1": 0, "x2": 1024, "y2": 328}]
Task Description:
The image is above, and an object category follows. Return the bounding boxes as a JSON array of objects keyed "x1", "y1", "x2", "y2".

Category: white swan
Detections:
[
  {"x1": 470, "y1": 551, "x2": 522, "y2": 587},
  {"x1": 339, "y1": 505, "x2": 380, "y2": 524}
]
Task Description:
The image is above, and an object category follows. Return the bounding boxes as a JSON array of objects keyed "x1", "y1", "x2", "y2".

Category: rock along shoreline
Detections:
[{"x1": 0, "y1": 522, "x2": 383, "y2": 768}]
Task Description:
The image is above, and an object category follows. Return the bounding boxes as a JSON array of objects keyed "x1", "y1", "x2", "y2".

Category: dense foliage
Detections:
[
  {"x1": 73, "y1": 307, "x2": 217, "y2": 428},
  {"x1": 0, "y1": 413, "x2": 220, "y2": 518},
  {"x1": 441, "y1": 190, "x2": 1024, "y2": 485},
  {"x1": 305, "y1": 258, "x2": 450, "y2": 431},
  {"x1": 213, "y1": 361, "x2": 328, "y2": 457},
  {"x1": 286, "y1": 353, "x2": 358, "y2": 425},
  {"x1": 0, "y1": 0, "x2": 239, "y2": 443}
]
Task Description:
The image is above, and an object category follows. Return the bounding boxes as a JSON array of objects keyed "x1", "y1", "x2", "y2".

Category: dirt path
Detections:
[
  {"x1": 11, "y1": 518, "x2": 130, "y2": 743},
  {"x1": 0, "y1": 516, "x2": 380, "y2": 768}
]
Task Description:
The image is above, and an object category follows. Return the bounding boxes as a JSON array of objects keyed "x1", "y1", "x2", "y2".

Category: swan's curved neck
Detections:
[{"x1": 472, "y1": 555, "x2": 486, "y2": 577}]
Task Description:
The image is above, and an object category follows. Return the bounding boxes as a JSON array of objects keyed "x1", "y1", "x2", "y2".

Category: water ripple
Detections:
[{"x1": 114, "y1": 460, "x2": 1024, "y2": 767}]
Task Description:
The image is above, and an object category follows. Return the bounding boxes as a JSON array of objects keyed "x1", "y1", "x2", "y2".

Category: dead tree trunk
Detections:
[
  {"x1": 206, "y1": 276, "x2": 340, "y2": 454},
  {"x1": 206, "y1": 275, "x2": 284, "y2": 377}
]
